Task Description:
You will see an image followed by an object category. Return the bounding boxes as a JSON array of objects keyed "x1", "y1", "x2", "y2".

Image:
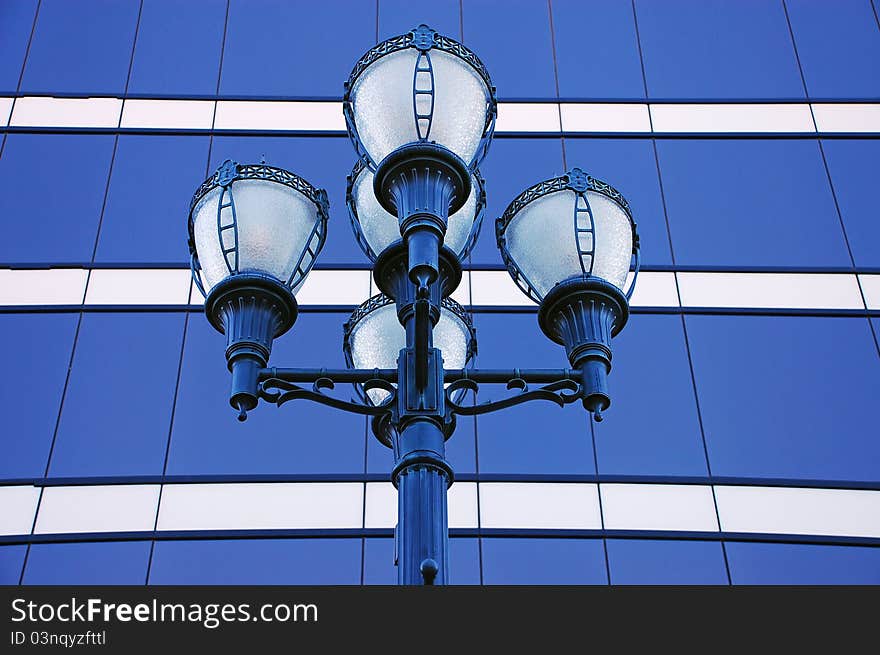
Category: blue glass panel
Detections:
[
  {"x1": 820, "y1": 140, "x2": 880, "y2": 268},
  {"x1": 658, "y1": 140, "x2": 849, "y2": 268},
  {"x1": 552, "y1": 0, "x2": 645, "y2": 99},
  {"x1": 0, "y1": 545, "x2": 26, "y2": 584},
  {"x1": 49, "y1": 313, "x2": 184, "y2": 477},
  {"x1": 149, "y1": 539, "x2": 361, "y2": 584},
  {"x1": 0, "y1": 314, "x2": 77, "y2": 479},
  {"x1": 0, "y1": 0, "x2": 38, "y2": 93},
  {"x1": 220, "y1": 0, "x2": 375, "y2": 96},
  {"x1": 469, "y1": 138, "x2": 564, "y2": 265},
  {"x1": 607, "y1": 539, "x2": 728, "y2": 585},
  {"x1": 0, "y1": 135, "x2": 115, "y2": 264},
  {"x1": 727, "y1": 542, "x2": 880, "y2": 585},
  {"x1": 96, "y1": 136, "x2": 210, "y2": 264},
  {"x1": 379, "y1": 0, "x2": 460, "y2": 40},
  {"x1": 23, "y1": 541, "x2": 151, "y2": 584},
  {"x1": 462, "y1": 0, "x2": 556, "y2": 98},
  {"x1": 564, "y1": 139, "x2": 671, "y2": 265},
  {"x1": 482, "y1": 538, "x2": 607, "y2": 584},
  {"x1": 128, "y1": 0, "x2": 226, "y2": 96},
  {"x1": 474, "y1": 313, "x2": 595, "y2": 475},
  {"x1": 168, "y1": 313, "x2": 366, "y2": 475},
  {"x1": 686, "y1": 316, "x2": 880, "y2": 481},
  {"x1": 633, "y1": 0, "x2": 803, "y2": 99},
  {"x1": 210, "y1": 136, "x2": 369, "y2": 265},
  {"x1": 594, "y1": 315, "x2": 707, "y2": 476},
  {"x1": 786, "y1": 0, "x2": 880, "y2": 99},
  {"x1": 363, "y1": 538, "x2": 481, "y2": 585},
  {"x1": 20, "y1": 0, "x2": 139, "y2": 94}
]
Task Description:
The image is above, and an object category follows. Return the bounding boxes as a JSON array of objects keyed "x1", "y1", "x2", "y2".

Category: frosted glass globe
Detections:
[
  {"x1": 192, "y1": 178, "x2": 322, "y2": 292},
  {"x1": 351, "y1": 163, "x2": 481, "y2": 259},
  {"x1": 347, "y1": 298, "x2": 473, "y2": 405},
  {"x1": 349, "y1": 47, "x2": 491, "y2": 167},
  {"x1": 503, "y1": 188, "x2": 632, "y2": 298}
]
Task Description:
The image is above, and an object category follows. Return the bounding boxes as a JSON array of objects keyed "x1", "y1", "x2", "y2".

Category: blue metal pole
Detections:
[{"x1": 392, "y1": 418, "x2": 451, "y2": 585}]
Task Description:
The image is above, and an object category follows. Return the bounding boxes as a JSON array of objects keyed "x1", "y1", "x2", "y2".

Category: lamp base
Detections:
[
  {"x1": 205, "y1": 274, "x2": 298, "y2": 418},
  {"x1": 537, "y1": 276, "x2": 629, "y2": 420}
]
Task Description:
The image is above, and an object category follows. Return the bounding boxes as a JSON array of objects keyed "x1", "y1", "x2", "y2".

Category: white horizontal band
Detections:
[
  {"x1": 2, "y1": 481, "x2": 878, "y2": 539},
  {"x1": 3, "y1": 97, "x2": 880, "y2": 134},
  {"x1": 0, "y1": 268, "x2": 874, "y2": 311}
]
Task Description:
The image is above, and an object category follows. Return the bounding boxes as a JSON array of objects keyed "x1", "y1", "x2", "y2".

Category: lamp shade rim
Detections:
[
  {"x1": 343, "y1": 24, "x2": 494, "y2": 98},
  {"x1": 187, "y1": 160, "x2": 330, "y2": 261}
]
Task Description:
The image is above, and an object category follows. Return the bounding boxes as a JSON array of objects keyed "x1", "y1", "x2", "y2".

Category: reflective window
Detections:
[
  {"x1": 220, "y1": 0, "x2": 375, "y2": 97},
  {"x1": 168, "y1": 313, "x2": 366, "y2": 475},
  {"x1": 128, "y1": 0, "x2": 227, "y2": 96},
  {"x1": 97, "y1": 136, "x2": 210, "y2": 264},
  {"x1": 0, "y1": 0, "x2": 38, "y2": 93},
  {"x1": 50, "y1": 313, "x2": 185, "y2": 477},
  {"x1": 363, "y1": 538, "x2": 481, "y2": 585},
  {"x1": 209, "y1": 136, "x2": 370, "y2": 265},
  {"x1": 473, "y1": 314, "x2": 595, "y2": 475},
  {"x1": 20, "y1": 0, "x2": 139, "y2": 94},
  {"x1": 0, "y1": 545, "x2": 26, "y2": 584},
  {"x1": 481, "y1": 538, "x2": 607, "y2": 584},
  {"x1": 786, "y1": 0, "x2": 880, "y2": 99},
  {"x1": 378, "y1": 0, "x2": 460, "y2": 40},
  {"x1": 657, "y1": 140, "x2": 849, "y2": 268},
  {"x1": 564, "y1": 138, "x2": 671, "y2": 266},
  {"x1": 552, "y1": 0, "x2": 645, "y2": 99},
  {"x1": 469, "y1": 138, "x2": 565, "y2": 265},
  {"x1": 0, "y1": 314, "x2": 77, "y2": 478},
  {"x1": 607, "y1": 539, "x2": 728, "y2": 585},
  {"x1": 726, "y1": 542, "x2": 880, "y2": 585},
  {"x1": 633, "y1": 0, "x2": 803, "y2": 99},
  {"x1": 594, "y1": 315, "x2": 706, "y2": 476},
  {"x1": 820, "y1": 140, "x2": 880, "y2": 268},
  {"x1": 686, "y1": 316, "x2": 880, "y2": 481},
  {"x1": 149, "y1": 539, "x2": 361, "y2": 584},
  {"x1": 462, "y1": 0, "x2": 556, "y2": 98},
  {"x1": 23, "y1": 541, "x2": 151, "y2": 585},
  {"x1": 0, "y1": 135, "x2": 115, "y2": 263}
]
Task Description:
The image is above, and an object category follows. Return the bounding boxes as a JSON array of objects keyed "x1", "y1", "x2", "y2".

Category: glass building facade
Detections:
[{"x1": 1, "y1": 0, "x2": 879, "y2": 585}]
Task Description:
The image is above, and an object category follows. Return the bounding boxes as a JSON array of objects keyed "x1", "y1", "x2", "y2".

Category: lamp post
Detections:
[{"x1": 187, "y1": 24, "x2": 639, "y2": 586}]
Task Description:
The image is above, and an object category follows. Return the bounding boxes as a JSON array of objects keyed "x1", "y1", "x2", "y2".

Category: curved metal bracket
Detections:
[
  {"x1": 445, "y1": 378, "x2": 582, "y2": 416},
  {"x1": 259, "y1": 376, "x2": 396, "y2": 417}
]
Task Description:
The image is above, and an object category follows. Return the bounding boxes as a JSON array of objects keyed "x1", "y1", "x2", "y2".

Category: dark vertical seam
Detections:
[
  {"x1": 630, "y1": 0, "x2": 732, "y2": 585},
  {"x1": 781, "y1": 0, "x2": 880, "y2": 359},
  {"x1": 459, "y1": 0, "x2": 465, "y2": 42},
  {"x1": 589, "y1": 418, "x2": 611, "y2": 585},
  {"x1": 546, "y1": 0, "x2": 566, "y2": 169},
  {"x1": 465, "y1": 264, "x2": 484, "y2": 584},
  {"x1": 871, "y1": 0, "x2": 880, "y2": 32},
  {"x1": 0, "y1": 0, "x2": 41, "y2": 162},
  {"x1": 374, "y1": 0, "x2": 379, "y2": 43},
  {"x1": 10, "y1": 0, "x2": 43, "y2": 587},
  {"x1": 19, "y1": 0, "x2": 144, "y2": 584},
  {"x1": 145, "y1": 0, "x2": 230, "y2": 584}
]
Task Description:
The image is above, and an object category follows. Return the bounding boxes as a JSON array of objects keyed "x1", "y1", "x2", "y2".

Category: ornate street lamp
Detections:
[
  {"x1": 188, "y1": 160, "x2": 329, "y2": 420},
  {"x1": 496, "y1": 168, "x2": 640, "y2": 421},
  {"x1": 187, "y1": 24, "x2": 639, "y2": 586}
]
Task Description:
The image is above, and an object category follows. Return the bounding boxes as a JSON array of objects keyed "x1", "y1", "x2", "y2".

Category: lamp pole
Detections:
[{"x1": 187, "y1": 25, "x2": 640, "y2": 586}]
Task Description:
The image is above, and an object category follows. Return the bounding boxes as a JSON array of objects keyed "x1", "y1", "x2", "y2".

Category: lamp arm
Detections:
[{"x1": 254, "y1": 366, "x2": 588, "y2": 419}]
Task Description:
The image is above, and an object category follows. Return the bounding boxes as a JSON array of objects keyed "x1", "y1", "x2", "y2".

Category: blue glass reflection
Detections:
[
  {"x1": 0, "y1": 314, "x2": 77, "y2": 479},
  {"x1": 24, "y1": 541, "x2": 151, "y2": 585},
  {"x1": 149, "y1": 539, "x2": 361, "y2": 584},
  {"x1": 607, "y1": 539, "x2": 728, "y2": 585},
  {"x1": 482, "y1": 538, "x2": 607, "y2": 584},
  {"x1": 727, "y1": 542, "x2": 880, "y2": 585}
]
